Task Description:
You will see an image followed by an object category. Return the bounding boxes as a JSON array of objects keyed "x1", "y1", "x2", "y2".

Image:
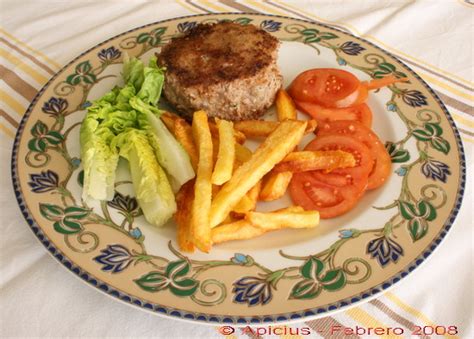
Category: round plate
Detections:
[{"x1": 11, "y1": 13, "x2": 465, "y2": 325}]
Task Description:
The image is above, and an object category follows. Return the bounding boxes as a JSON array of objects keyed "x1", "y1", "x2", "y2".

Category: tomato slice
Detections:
[
  {"x1": 288, "y1": 69, "x2": 360, "y2": 107},
  {"x1": 305, "y1": 135, "x2": 373, "y2": 184},
  {"x1": 295, "y1": 101, "x2": 373, "y2": 128},
  {"x1": 289, "y1": 135, "x2": 372, "y2": 218},
  {"x1": 288, "y1": 69, "x2": 409, "y2": 109},
  {"x1": 317, "y1": 121, "x2": 391, "y2": 190},
  {"x1": 289, "y1": 172, "x2": 362, "y2": 219}
]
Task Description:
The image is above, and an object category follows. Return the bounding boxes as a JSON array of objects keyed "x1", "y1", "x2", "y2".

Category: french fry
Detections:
[
  {"x1": 209, "y1": 120, "x2": 246, "y2": 144},
  {"x1": 246, "y1": 207, "x2": 319, "y2": 230},
  {"x1": 273, "y1": 150, "x2": 356, "y2": 173},
  {"x1": 211, "y1": 119, "x2": 235, "y2": 185},
  {"x1": 231, "y1": 196, "x2": 254, "y2": 217},
  {"x1": 212, "y1": 184, "x2": 220, "y2": 198},
  {"x1": 209, "y1": 120, "x2": 307, "y2": 227},
  {"x1": 274, "y1": 206, "x2": 305, "y2": 213},
  {"x1": 163, "y1": 111, "x2": 249, "y2": 145},
  {"x1": 161, "y1": 112, "x2": 177, "y2": 134},
  {"x1": 211, "y1": 220, "x2": 266, "y2": 244},
  {"x1": 212, "y1": 207, "x2": 312, "y2": 245},
  {"x1": 174, "y1": 119, "x2": 198, "y2": 170},
  {"x1": 211, "y1": 135, "x2": 251, "y2": 164},
  {"x1": 234, "y1": 119, "x2": 317, "y2": 138},
  {"x1": 259, "y1": 171, "x2": 293, "y2": 201},
  {"x1": 221, "y1": 214, "x2": 238, "y2": 224},
  {"x1": 305, "y1": 119, "x2": 318, "y2": 134},
  {"x1": 276, "y1": 89, "x2": 297, "y2": 121},
  {"x1": 235, "y1": 143, "x2": 252, "y2": 163},
  {"x1": 175, "y1": 180, "x2": 195, "y2": 252},
  {"x1": 191, "y1": 110, "x2": 213, "y2": 252},
  {"x1": 234, "y1": 129, "x2": 247, "y2": 145},
  {"x1": 232, "y1": 180, "x2": 261, "y2": 215},
  {"x1": 234, "y1": 120, "x2": 278, "y2": 138},
  {"x1": 259, "y1": 90, "x2": 300, "y2": 202},
  {"x1": 233, "y1": 159, "x2": 243, "y2": 173}
]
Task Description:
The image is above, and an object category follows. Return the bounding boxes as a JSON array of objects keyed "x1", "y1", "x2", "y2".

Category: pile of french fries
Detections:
[{"x1": 163, "y1": 89, "x2": 356, "y2": 253}]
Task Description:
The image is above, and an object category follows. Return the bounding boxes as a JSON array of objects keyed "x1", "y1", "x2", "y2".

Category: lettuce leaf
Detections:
[
  {"x1": 137, "y1": 56, "x2": 165, "y2": 105},
  {"x1": 130, "y1": 97, "x2": 195, "y2": 189},
  {"x1": 122, "y1": 53, "x2": 144, "y2": 90},
  {"x1": 80, "y1": 117, "x2": 118, "y2": 201},
  {"x1": 114, "y1": 129, "x2": 176, "y2": 226}
]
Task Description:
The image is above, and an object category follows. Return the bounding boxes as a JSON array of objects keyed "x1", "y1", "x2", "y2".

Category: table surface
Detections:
[{"x1": 1, "y1": 1, "x2": 472, "y2": 338}]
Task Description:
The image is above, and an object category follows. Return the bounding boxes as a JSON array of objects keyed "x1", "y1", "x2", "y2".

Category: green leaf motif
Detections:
[
  {"x1": 64, "y1": 206, "x2": 90, "y2": 220},
  {"x1": 77, "y1": 170, "x2": 84, "y2": 187},
  {"x1": 27, "y1": 121, "x2": 64, "y2": 152},
  {"x1": 392, "y1": 149, "x2": 410, "y2": 163},
  {"x1": 31, "y1": 121, "x2": 48, "y2": 137},
  {"x1": 319, "y1": 32, "x2": 338, "y2": 40},
  {"x1": 385, "y1": 142, "x2": 410, "y2": 163},
  {"x1": 40, "y1": 203, "x2": 63, "y2": 221},
  {"x1": 416, "y1": 200, "x2": 436, "y2": 221},
  {"x1": 65, "y1": 60, "x2": 96, "y2": 85},
  {"x1": 431, "y1": 137, "x2": 450, "y2": 154},
  {"x1": 395, "y1": 71, "x2": 408, "y2": 78},
  {"x1": 151, "y1": 27, "x2": 166, "y2": 36},
  {"x1": 320, "y1": 269, "x2": 347, "y2": 291},
  {"x1": 82, "y1": 74, "x2": 97, "y2": 84},
  {"x1": 412, "y1": 128, "x2": 432, "y2": 141},
  {"x1": 28, "y1": 138, "x2": 47, "y2": 152},
  {"x1": 39, "y1": 204, "x2": 85, "y2": 234},
  {"x1": 305, "y1": 36, "x2": 321, "y2": 43},
  {"x1": 385, "y1": 142, "x2": 396, "y2": 154},
  {"x1": 136, "y1": 27, "x2": 167, "y2": 46},
  {"x1": 373, "y1": 62, "x2": 397, "y2": 78},
  {"x1": 290, "y1": 279, "x2": 321, "y2": 299},
  {"x1": 301, "y1": 28, "x2": 319, "y2": 35},
  {"x1": 319, "y1": 269, "x2": 339, "y2": 283},
  {"x1": 399, "y1": 199, "x2": 436, "y2": 241},
  {"x1": 412, "y1": 123, "x2": 450, "y2": 154},
  {"x1": 166, "y1": 260, "x2": 190, "y2": 279},
  {"x1": 408, "y1": 218, "x2": 428, "y2": 241},
  {"x1": 66, "y1": 74, "x2": 81, "y2": 85},
  {"x1": 137, "y1": 33, "x2": 151, "y2": 44},
  {"x1": 135, "y1": 272, "x2": 169, "y2": 292},
  {"x1": 76, "y1": 61, "x2": 92, "y2": 74},
  {"x1": 170, "y1": 278, "x2": 199, "y2": 296},
  {"x1": 44, "y1": 131, "x2": 63, "y2": 145},
  {"x1": 373, "y1": 71, "x2": 385, "y2": 78},
  {"x1": 398, "y1": 201, "x2": 417, "y2": 220},
  {"x1": 135, "y1": 260, "x2": 198, "y2": 297},
  {"x1": 53, "y1": 220, "x2": 81, "y2": 235},
  {"x1": 373, "y1": 71, "x2": 386, "y2": 79},
  {"x1": 302, "y1": 30, "x2": 338, "y2": 44},
  {"x1": 148, "y1": 37, "x2": 161, "y2": 47},
  {"x1": 233, "y1": 17, "x2": 252, "y2": 25},
  {"x1": 59, "y1": 218, "x2": 82, "y2": 234},
  {"x1": 301, "y1": 257, "x2": 324, "y2": 280},
  {"x1": 425, "y1": 123, "x2": 443, "y2": 136},
  {"x1": 378, "y1": 62, "x2": 396, "y2": 73}
]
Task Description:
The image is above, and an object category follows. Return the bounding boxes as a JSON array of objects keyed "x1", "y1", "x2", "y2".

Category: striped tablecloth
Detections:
[{"x1": 1, "y1": 1, "x2": 472, "y2": 338}]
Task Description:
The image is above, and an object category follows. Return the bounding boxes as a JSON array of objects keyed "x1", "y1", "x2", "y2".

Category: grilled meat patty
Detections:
[{"x1": 158, "y1": 22, "x2": 282, "y2": 120}]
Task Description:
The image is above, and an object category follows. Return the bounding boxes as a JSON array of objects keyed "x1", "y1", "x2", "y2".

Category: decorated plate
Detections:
[{"x1": 11, "y1": 13, "x2": 465, "y2": 325}]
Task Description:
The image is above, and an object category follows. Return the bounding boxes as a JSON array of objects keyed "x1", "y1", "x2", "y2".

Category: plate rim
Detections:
[{"x1": 10, "y1": 12, "x2": 467, "y2": 325}]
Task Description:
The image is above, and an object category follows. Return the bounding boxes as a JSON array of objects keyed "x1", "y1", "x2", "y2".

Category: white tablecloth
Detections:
[{"x1": 1, "y1": 1, "x2": 472, "y2": 337}]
